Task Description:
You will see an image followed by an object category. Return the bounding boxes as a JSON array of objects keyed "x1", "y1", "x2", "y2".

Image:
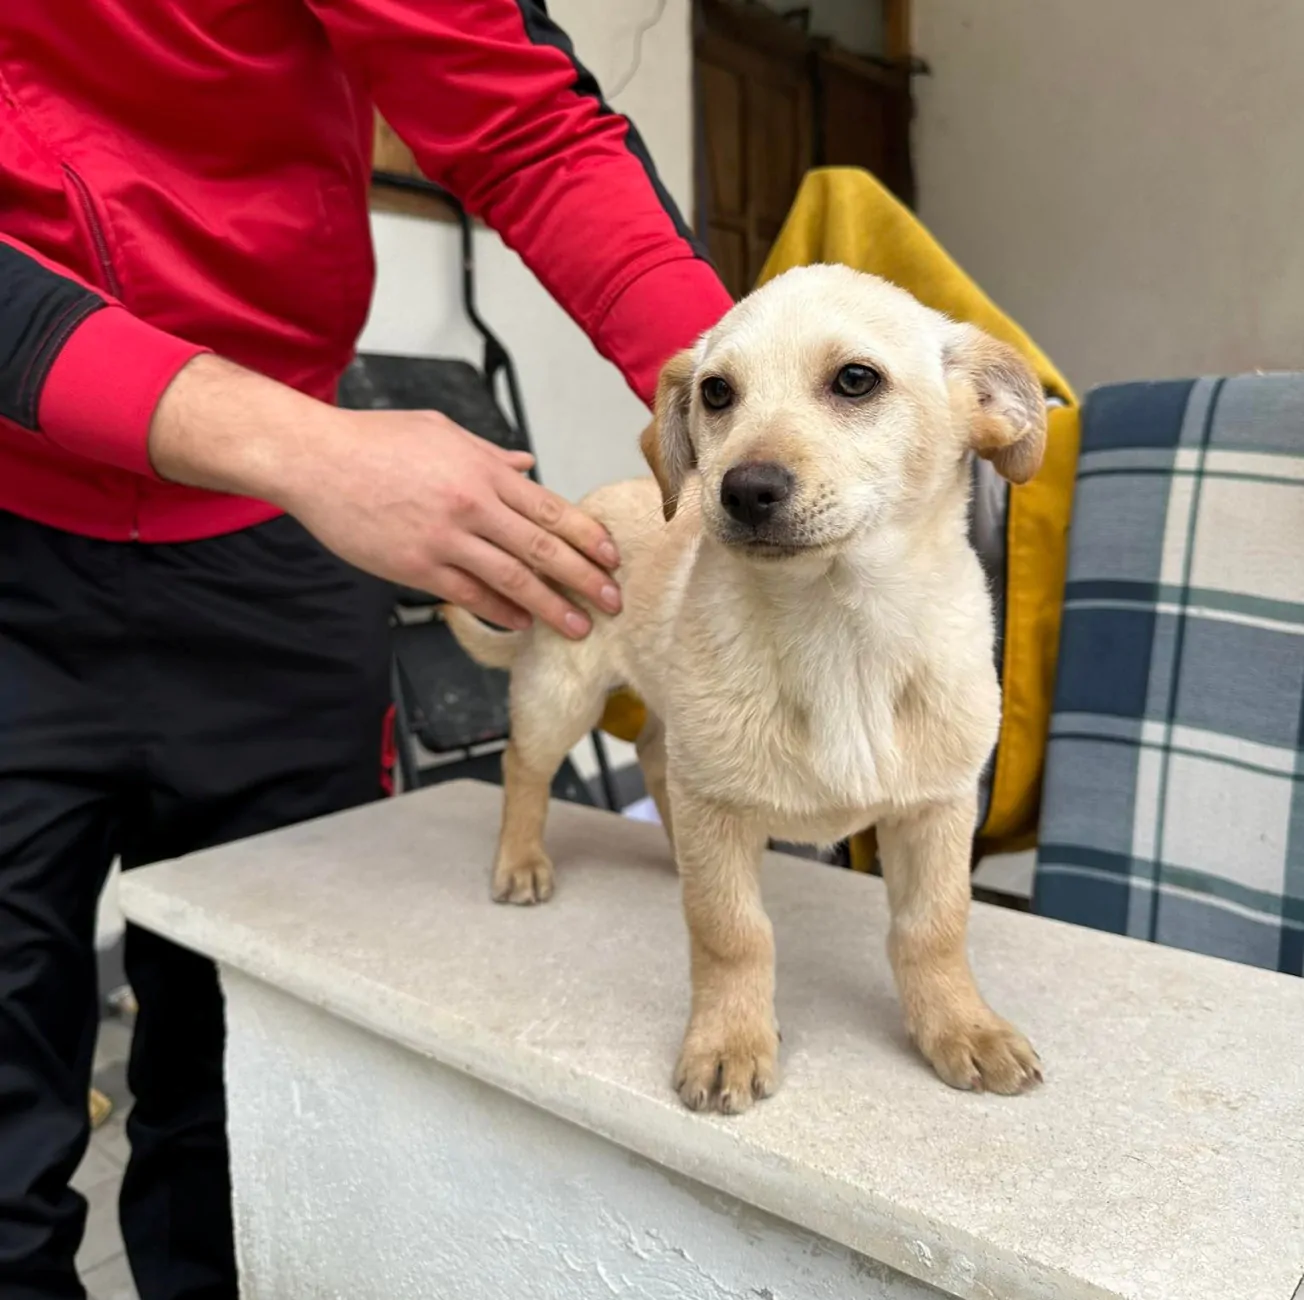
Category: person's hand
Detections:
[
  {"x1": 282, "y1": 408, "x2": 621, "y2": 635},
  {"x1": 147, "y1": 355, "x2": 620, "y2": 637}
]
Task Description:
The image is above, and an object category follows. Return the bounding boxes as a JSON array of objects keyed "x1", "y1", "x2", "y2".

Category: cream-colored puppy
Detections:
[{"x1": 448, "y1": 264, "x2": 1046, "y2": 1113}]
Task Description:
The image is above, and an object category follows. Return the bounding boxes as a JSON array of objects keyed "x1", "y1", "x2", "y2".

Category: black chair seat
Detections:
[
  {"x1": 337, "y1": 354, "x2": 528, "y2": 456},
  {"x1": 341, "y1": 351, "x2": 520, "y2": 757}
]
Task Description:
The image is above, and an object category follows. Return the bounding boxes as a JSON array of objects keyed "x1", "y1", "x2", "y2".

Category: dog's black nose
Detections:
[{"x1": 720, "y1": 462, "x2": 794, "y2": 527}]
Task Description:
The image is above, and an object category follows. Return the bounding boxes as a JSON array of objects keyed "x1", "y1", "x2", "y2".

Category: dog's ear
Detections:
[
  {"x1": 944, "y1": 325, "x2": 1048, "y2": 485},
  {"x1": 644, "y1": 349, "x2": 698, "y2": 520}
]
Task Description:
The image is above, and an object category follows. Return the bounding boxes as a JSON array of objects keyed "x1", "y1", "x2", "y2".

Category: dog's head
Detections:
[{"x1": 644, "y1": 265, "x2": 1047, "y2": 559}]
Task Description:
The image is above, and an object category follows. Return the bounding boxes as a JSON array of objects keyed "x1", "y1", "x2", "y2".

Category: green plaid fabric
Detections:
[{"x1": 1034, "y1": 374, "x2": 1304, "y2": 975}]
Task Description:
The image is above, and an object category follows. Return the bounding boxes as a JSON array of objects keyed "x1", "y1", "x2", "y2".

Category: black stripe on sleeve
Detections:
[
  {"x1": 514, "y1": 0, "x2": 713, "y2": 263},
  {"x1": 0, "y1": 241, "x2": 104, "y2": 431}
]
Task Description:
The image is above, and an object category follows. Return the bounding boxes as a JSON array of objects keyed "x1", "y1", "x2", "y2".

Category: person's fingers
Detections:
[
  {"x1": 497, "y1": 470, "x2": 620, "y2": 570},
  {"x1": 452, "y1": 535, "x2": 592, "y2": 639},
  {"x1": 480, "y1": 498, "x2": 622, "y2": 615},
  {"x1": 426, "y1": 563, "x2": 532, "y2": 631}
]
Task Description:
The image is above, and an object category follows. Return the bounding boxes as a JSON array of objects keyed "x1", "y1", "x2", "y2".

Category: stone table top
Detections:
[{"x1": 120, "y1": 781, "x2": 1304, "y2": 1300}]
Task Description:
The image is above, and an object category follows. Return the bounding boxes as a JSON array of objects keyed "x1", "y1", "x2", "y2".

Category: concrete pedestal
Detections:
[{"x1": 120, "y1": 781, "x2": 1304, "y2": 1300}]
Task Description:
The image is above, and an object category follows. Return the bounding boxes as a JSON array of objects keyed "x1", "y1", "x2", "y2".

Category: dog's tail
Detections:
[{"x1": 442, "y1": 606, "x2": 524, "y2": 671}]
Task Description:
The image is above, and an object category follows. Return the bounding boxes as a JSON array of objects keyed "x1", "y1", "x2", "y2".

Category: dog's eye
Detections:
[
  {"x1": 832, "y1": 364, "x2": 882, "y2": 399},
  {"x1": 700, "y1": 377, "x2": 734, "y2": 411}
]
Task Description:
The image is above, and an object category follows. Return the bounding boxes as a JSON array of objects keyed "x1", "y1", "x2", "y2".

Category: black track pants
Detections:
[{"x1": 0, "y1": 510, "x2": 393, "y2": 1300}]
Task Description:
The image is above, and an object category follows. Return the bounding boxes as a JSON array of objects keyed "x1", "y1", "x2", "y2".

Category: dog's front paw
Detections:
[
  {"x1": 491, "y1": 850, "x2": 555, "y2": 906},
  {"x1": 674, "y1": 1015, "x2": 779, "y2": 1115},
  {"x1": 919, "y1": 1014, "x2": 1041, "y2": 1095}
]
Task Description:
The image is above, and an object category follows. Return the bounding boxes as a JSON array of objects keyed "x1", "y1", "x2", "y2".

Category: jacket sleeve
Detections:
[
  {"x1": 306, "y1": 0, "x2": 733, "y2": 406},
  {"x1": 0, "y1": 235, "x2": 206, "y2": 476}
]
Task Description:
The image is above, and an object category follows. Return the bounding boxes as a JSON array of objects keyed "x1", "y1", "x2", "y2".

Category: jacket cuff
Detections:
[
  {"x1": 38, "y1": 306, "x2": 208, "y2": 478},
  {"x1": 598, "y1": 257, "x2": 734, "y2": 407}
]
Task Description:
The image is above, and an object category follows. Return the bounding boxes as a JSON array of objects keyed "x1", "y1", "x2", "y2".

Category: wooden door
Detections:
[
  {"x1": 696, "y1": 1, "x2": 813, "y2": 298},
  {"x1": 814, "y1": 48, "x2": 914, "y2": 207},
  {"x1": 695, "y1": 0, "x2": 914, "y2": 296}
]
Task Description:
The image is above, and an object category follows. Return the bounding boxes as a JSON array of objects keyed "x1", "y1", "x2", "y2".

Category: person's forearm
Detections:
[
  {"x1": 147, "y1": 353, "x2": 347, "y2": 508},
  {"x1": 147, "y1": 351, "x2": 623, "y2": 640}
]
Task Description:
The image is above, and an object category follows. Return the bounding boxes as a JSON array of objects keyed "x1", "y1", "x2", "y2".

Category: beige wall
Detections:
[{"x1": 912, "y1": 0, "x2": 1304, "y2": 391}]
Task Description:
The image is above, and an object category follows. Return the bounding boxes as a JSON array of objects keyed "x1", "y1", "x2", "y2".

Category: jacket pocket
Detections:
[{"x1": 61, "y1": 163, "x2": 123, "y2": 298}]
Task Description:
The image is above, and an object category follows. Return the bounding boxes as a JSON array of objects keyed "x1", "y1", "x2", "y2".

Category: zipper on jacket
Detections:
[
  {"x1": 62, "y1": 164, "x2": 124, "y2": 298},
  {"x1": 62, "y1": 163, "x2": 140, "y2": 537}
]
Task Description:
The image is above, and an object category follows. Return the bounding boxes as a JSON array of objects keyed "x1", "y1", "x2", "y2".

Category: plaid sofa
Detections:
[{"x1": 1033, "y1": 374, "x2": 1304, "y2": 975}]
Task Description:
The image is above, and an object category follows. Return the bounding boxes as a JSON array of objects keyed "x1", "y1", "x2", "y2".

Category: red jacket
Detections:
[{"x1": 0, "y1": 1, "x2": 731, "y2": 542}]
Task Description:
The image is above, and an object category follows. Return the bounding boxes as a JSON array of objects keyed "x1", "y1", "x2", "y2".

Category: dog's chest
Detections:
[{"x1": 673, "y1": 614, "x2": 914, "y2": 825}]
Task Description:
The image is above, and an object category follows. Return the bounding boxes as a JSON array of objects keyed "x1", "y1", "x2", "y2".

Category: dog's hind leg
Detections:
[{"x1": 491, "y1": 645, "x2": 609, "y2": 905}]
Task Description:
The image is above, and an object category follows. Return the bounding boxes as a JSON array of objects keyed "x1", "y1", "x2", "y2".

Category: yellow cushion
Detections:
[{"x1": 598, "y1": 687, "x2": 646, "y2": 745}]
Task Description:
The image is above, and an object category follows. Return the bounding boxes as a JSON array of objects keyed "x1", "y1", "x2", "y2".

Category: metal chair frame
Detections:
[{"x1": 358, "y1": 175, "x2": 620, "y2": 808}]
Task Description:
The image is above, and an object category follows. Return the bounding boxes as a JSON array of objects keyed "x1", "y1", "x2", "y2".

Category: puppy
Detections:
[{"x1": 447, "y1": 264, "x2": 1046, "y2": 1113}]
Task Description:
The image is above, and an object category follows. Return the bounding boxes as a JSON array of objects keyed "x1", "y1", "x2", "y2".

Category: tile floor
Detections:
[{"x1": 78, "y1": 1014, "x2": 138, "y2": 1300}]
